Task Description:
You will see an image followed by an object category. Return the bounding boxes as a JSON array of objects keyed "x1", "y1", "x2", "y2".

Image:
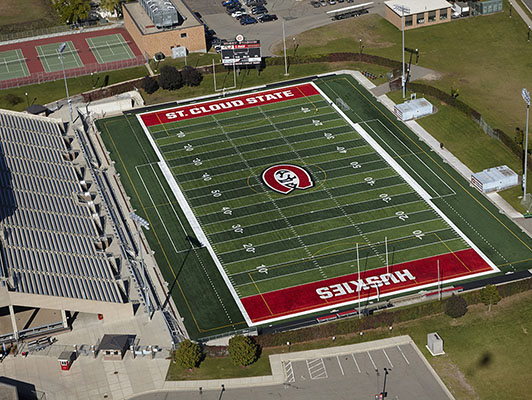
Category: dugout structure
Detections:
[{"x1": 123, "y1": 0, "x2": 206, "y2": 58}]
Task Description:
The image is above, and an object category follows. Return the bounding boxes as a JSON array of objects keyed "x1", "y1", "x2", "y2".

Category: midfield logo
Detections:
[{"x1": 262, "y1": 164, "x2": 314, "y2": 195}]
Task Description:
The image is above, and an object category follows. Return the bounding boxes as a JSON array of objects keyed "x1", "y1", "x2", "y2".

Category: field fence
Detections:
[
  {"x1": 478, "y1": 115, "x2": 499, "y2": 139},
  {"x1": 0, "y1": 21, "x2": 123, "y2": 43},
  {"x1": 0, "y1": 55, "x2": 146, "y2": 89}
]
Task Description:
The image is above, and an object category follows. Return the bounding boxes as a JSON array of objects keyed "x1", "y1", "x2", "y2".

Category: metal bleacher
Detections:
[{"x1": 0, "y1": 110, "x2": 123, "y2": 304}]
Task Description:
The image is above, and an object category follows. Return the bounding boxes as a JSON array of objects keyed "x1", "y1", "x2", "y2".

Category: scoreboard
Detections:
[{"x1": 221, "y1": 40, "x2": 262, "y2": 67}]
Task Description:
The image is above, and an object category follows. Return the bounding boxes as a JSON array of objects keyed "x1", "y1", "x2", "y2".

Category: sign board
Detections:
[
  {"x1": 221, "y1": 40, "x2": 261, "y2": 66},
  {"x1": 172, "y1": 46, "x2": 187, "y2": 59}
]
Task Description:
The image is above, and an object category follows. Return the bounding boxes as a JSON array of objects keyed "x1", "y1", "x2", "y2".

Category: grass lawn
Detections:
[
  {"x1": 140, "y1": 61, "x2": 390, "y2": 105},
  {"x1": 0, "y1": 0, "x2": 61, "y2": 33},
  {"x1": 0, "y1": 65, "x2": 148, "y2": 111},
  {"x1": 167, "y1": 349, "x2": 273, "y2": 380},
  {"x1": 167, "y1": 290, "x2": 532, "y2": 400}
]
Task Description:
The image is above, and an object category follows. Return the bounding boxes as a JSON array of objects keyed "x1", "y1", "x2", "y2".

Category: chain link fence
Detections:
[{"x1": 0, "y1": 55, "x2": 146, "y2": 89}]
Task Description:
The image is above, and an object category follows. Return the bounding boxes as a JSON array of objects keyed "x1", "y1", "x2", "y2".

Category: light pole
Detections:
[
  {"x1": 24, "y1": 92, "x2": 29, "y2": 107},
  {"x1": 359, "y1": 38, "x2": 364, "y2": 59},
  {"x1": 58, "y1": 42, "x2": 73, "y2": 122},
  {"x1": 130, "y1": 212, "x2": 151, "y2": 317},
  {"x1": 381, "y1": 367, "x2": 390, "y2": 398},
  {"x1": 393, "y1": 4, "x2": 410, "y2": 98},
  {"x1": 523, "y1": 88, "x2": 531, "y2": 201},
  {"x1": 91, "y1": 72, "x2": 94, "y2": 89},
  {"x1": 528, "y1": 26, "x2": 530, "y2": 43},
  {"x1": 282, "y1": 19, "x2": 289, "y2": 76}
]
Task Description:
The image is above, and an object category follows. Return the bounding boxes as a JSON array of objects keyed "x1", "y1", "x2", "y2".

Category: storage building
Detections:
[
  {"x1": 471, "y1": 165, "x2": 519, "y2": 192},
  {"x1": 394, "y1": 97, "x2": 434, "y2": 121},
  {"x1": 384, "y1": 0, "x2": 452, "y2": 30}
]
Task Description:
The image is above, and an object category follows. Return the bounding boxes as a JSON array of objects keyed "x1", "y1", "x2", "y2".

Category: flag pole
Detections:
[{"x1": 357, "y1": 243, "x2": 361, "y2": 319}]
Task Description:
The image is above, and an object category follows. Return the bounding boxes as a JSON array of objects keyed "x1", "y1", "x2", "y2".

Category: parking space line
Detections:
[
  {"x1": 336, "y1": 355, "x2": 345, "y2": 375},
  {"x1": 397, "y1": 345, "x2": 410, "y2": 365},
  {"x1": 352, "y1": 354, "x2": 361, "y2": 373},
  {"x1": 284, "y1": 361, "x2": 295, "y2": 383},
  {"x1": 367, "y1": 351, "x2": 377, "y2": 370},
  {"x1": 306, "y1": 358, "x2": 328, "y2": 379},
  {"x1": 383, "y1": 349, "x2": 394, "y2": 368}
]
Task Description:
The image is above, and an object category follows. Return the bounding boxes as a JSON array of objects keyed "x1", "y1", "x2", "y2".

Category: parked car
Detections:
[
  {"x1": 328, "y1": 0, "x2": 336, "y2": 4},
  {"x1": 246, "y1": 0, "x2": 266, "y2": 6},
  {"x1": 240, "y1": 15, "x2": 258, "y2": 24},
  {"x1": 252, "y1": 6, "x2": 267, "y2": 14},
  {"x1": 235, "y1": 13, "x2": 249, "y2": 20},
  {"x1": 319, "y1": 0, "x2": 327, "y2": 5},
  {"x1": 222, "y1": 0, "x2": 238, "y2": 6},
  {"x1": 232, "y1": 10, "x2": 245, "y2": 17},
  {"x1": 310, "y1": 1, "x2": 321, "y2": 7},
  {"x1": 258, "y1": 13, "x2": 277, "y2": 22},
  {"x1": 226, "y1": 5, "x2": 243, "y2": 13}
]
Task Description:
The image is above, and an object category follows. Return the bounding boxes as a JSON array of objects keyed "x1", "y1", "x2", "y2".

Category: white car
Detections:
[{"x1": 232, "y1": 10, "x2": 245, "y2": 17}]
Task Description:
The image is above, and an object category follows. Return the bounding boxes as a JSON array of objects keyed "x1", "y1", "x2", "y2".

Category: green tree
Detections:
[
  {"x1": 228, "y1": 335, "x2": 259, "y2": 367},
  {"x1": 53, "y1": 0, "x2": 91, "y2": 25},
  {"x1": 174, "y1": 339, "x2": 202, "y2": 369},
  {"x1": 158, "y1": 65, "x2": 183, "y2": 91},
  {"x1": 445, "y1": 294, "x2": 468, "y2": 318},
  {"x1": 181, "y1": 66, "x2": 203, "y2": 87},
  {"x1": 479, "y1": 284, "x2": 502, "y2": 313},
  {"x1": 100, "y1": 0, "x2": 126, "y2": 17},
  {"x1": 141, "y1": 75, "x2": 159, "y2": 94}
]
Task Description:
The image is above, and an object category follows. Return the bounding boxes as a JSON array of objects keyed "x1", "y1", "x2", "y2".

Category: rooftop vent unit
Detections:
[{"x1": 139, "y1": 0, "x2": 183, "y2": 28}]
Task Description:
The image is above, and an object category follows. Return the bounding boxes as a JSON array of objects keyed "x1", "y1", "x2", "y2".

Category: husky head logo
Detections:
[{"x1": 262, "y1": 164, "x2": 314, "y2": 195}]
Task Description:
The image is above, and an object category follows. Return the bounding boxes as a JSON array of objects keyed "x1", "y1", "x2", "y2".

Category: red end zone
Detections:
[
  {"x1": 139, "y1": 83, "x2": 320, "y2": 127},
  {"x1": 241, "y1": 248, "x2": 495, "y2": 323}
]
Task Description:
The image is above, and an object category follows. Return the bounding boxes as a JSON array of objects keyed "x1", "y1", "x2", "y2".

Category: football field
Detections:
[
  {"x1": 99, "y1": 75, "x2": 532, "y2": 338},
  {"x1": 136, "y1": 81, "x2": 497, "y2": 325}
]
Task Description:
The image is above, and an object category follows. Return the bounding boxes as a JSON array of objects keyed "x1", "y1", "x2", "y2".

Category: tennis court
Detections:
[
  {"x1": 86, "y1": 33, "x2": 136, "y2": 64},
  {"x1": 36, "y1": 41, "x2": 83, "y2": 73},
  {"x1": 0, "y1": 49, "x2": 30, "y2": 81}
]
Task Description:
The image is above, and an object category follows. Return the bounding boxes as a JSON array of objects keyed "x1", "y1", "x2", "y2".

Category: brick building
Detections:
[
  {"x1": 385, "y1": 0, "x2": 452, "y2": 30},
  {"x1": 123, "y1": 0, "x2": 206, "y2": 59}
]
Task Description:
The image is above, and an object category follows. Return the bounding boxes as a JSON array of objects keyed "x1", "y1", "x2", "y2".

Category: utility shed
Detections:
[
  {"x1": 394, "y1": 98, "x2": 433, "y2": 121},
  {"x1": 471, "y1": 165, "x2": 519, "y2": 192}
]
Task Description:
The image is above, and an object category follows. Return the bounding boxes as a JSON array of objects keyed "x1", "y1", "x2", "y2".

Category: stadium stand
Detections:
[{"x1": 0, "y1": 109, "x2": 132, "y2": 342}]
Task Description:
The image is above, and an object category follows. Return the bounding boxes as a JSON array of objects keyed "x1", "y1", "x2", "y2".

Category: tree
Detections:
[
  {"x1": 53, "y1": 0, "x2": 91, "y2": 25},
  {"x1": 479, "y1": 284, "x2": 502, "y2": 313},
  {"x1": 141, "y1": 75, "x2": 159, "y2": 94},
  {"x1": 228, "y1": 335, "x2": 259, "y2": 367},
  {"x1": 181, "y1": 66, "x2": 203, "y2": 87},
  {"x1": 445, "y1": 294, "x2": 468, "y2": 318},
  {"x1": 100, "y1": 0, "x2": 126, "y2": 17},
  {"x1": 174, "y1": 339, "x2": 202, "y2": 369},
  {"x1": 158, "y1": 65, "x2": 183, "y2": 91}
]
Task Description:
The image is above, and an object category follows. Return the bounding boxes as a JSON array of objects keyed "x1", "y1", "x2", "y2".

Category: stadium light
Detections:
[
  {"x1": 130, "y1": 212, "x2": 151, "y2": 318},
  {"x1": 522, "y1": 88, "x2": 531, "y2": 200},
  {"x1": 282, "y1": 19, "x2": 289, "y2": 76},
  {"x1": 58, "y1": 42, "x2": 73, "y2": 122},
  {"x1": 393, "y1": 4, "x2": 410, "y2": 98}
]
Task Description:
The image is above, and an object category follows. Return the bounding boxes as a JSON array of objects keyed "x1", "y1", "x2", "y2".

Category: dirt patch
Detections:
[{"x1": 436, "y1": 358, "x2": 480, "y2": 400}]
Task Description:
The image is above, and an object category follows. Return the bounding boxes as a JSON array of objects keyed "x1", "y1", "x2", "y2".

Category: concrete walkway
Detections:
[{"x1": 371, "y1": 64, "x2": 439, "y2": 96}]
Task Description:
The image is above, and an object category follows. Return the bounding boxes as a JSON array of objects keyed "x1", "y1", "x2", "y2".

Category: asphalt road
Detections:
[{"x1": 186, "y1": 0, "x2": 386, "y2": 55}]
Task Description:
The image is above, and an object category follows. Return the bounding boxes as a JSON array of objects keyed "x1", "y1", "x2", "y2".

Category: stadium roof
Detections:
[
  {"x1": 385, "y1": 0, "x2": 452, "y2": 15},
  {"x1": 0, "y1": 109, "x2": 123, "y2": 304}
]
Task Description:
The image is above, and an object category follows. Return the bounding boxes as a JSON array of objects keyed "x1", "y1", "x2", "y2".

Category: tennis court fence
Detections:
[{"x1": 0, "y1": 54, "x2": 146, "y2": 89}]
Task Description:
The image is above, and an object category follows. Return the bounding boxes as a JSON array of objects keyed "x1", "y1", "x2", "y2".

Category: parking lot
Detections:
[
  {"x1": 281, "y1": 342, "x2": 452, "y2": 399},
  {"x1": 186, "y1": 0, "x2": 386, "y2": 55}
]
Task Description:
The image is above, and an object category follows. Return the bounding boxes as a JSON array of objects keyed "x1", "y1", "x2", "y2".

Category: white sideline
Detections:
[
  {"x1": 312, "y1": 82, "x2": 500, "y2": 280},
  {"x1": 135, "y1": 114, "x2": 253, "y2": 326}
]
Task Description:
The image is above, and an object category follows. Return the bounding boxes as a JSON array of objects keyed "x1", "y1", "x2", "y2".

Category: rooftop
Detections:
[
  {"x1": 385, "y1": 0, "x2": 452, "y2": 15},
  {"x1": 124, "y1": 0, "x2": 202, "y2": 35}
]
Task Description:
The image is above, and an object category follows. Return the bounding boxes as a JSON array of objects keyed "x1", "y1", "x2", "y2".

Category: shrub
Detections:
[
  {"x1": 141, "y1": 75, "x2": 159, "y2": 94},
  {"x1": 5, "y1": 93, "x2": 22, "y2": 106},
  {"x1": 181, "y1": 66, "x2": 203, "y2": 86},
  {"x1": 174, "y1": 339, "x2": 202, "y2": 369},
  {"x1": 228, "y1": 335, "x2": 259, "y2": 366},
  {"x1": 158, "y1": 65, "x2": 183, "y2": 90},
  {"x1": 445, "y1": 294, "x2": 468, "y2": 318}
]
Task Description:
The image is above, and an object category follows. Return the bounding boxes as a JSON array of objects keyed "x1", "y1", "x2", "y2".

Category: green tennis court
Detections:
[
  {"x1": 86, "y1": 34, "x2": 136, "y2": 64},
  {"x1": 36, "y1": 41, "x2": 83, "y2": 73},
  {"x1": 0, "y1": 49, "x2": 30, "y2": 81}
]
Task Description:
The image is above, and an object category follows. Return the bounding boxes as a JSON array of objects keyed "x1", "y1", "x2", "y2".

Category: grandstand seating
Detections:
[{"x1": 0, "y1": 109, "x2": 122, "y2": 304}]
